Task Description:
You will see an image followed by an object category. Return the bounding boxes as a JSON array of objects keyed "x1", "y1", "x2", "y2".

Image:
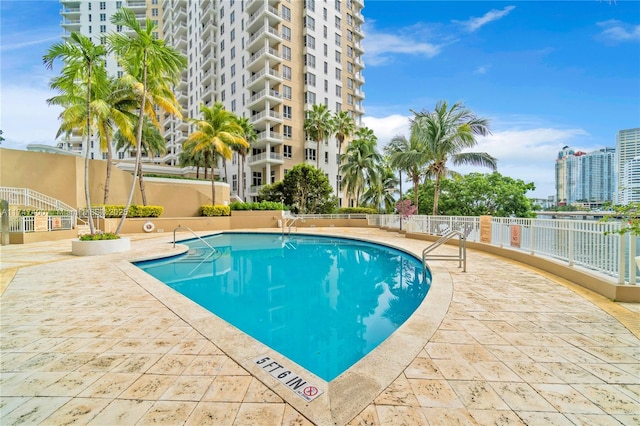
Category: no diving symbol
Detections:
[{"x1": 303, "y1": 386, "x2": 318, "y2": 397}]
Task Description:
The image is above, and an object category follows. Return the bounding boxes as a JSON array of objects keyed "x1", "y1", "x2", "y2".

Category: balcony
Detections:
[
  {"x1": 247, "y1": 67, "x2": 282, "y2": 90},
  {"x1": 247, "y1": 3, "x2": 281, "y2": 32},
  {"x1": 248, "y1": 89, "x2": 283, "y2": 110},
  {"x1": 247, "y1": 46, "x2": 281, "y2": 72},
  {"x1": 250, "y1": 110, "x2": 283, "y2": 130},
  {"x1": 247, "y1": 25, "x2": 281, "y2": 50},
  {"x1": 127, "y1": 1, "x2": 147, "y2": 12},
  {"x1": 60, "y1": 18, "x2": 81, "y2": 32},
  {"x1": 353, "y1": 88, "x2": 365, "y2": 99},
  {"x1": 60, "y1": 7, "x2": 80, "y2": 18},
  {"x1": 247, "y1": 151, "x2": 284, "y2": 167},
  {"x1": 354, "y1": 72, "x2": 365, "y2": 84}
]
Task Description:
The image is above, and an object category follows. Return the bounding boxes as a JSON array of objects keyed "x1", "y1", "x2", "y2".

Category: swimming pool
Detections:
[{"x1": 135, "y1": 232, "x2": 431, "y2": 381}]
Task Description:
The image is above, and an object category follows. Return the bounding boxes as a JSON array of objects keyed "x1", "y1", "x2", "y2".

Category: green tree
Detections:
[
  {"x1": 44, "y1": 32, "x2": 108, "y2": 235},
  {"x1": 332, "y1": 110, "x2": 355, "y2": 197},
  {"x1": 414, "y1": 172, "x2": 536, "y2": 217},
  {"x1": 114, "y1": 116, "x2": 166, "y2": 167},
  {"x1": 387, "y1": 130, "x2": 431, "y2": 212},
  {"x1": 339, "y1": 127, "x2": 381, "y2": 207},
  {"x1": 361, "y1": 160, "x2": 399, "y2": 213},
  {"x1": 178, "y1": 143, "x2": 208, "y2": 179},
  {"x1": 184, "y1": 102, "x2": 249, "y2": 204},
  {"x1": 303, "y1": 104, "x2": 334, "y2": 169},
  {"x1": 109, "y1": 7, "x2": 187, "y2": 233},
  {"x1": 236, "y1": 117, "x2": 257, "y2": 201},
  {"x1": 259, "y1": 164, "x2": 336, "y2": 214},
  {"x1": 413, "y1": 101, "x2": 497, "y2": 215}
]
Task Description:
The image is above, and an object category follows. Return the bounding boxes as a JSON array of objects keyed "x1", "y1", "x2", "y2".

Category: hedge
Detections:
[
  {"x1": 336, "y1": 207, "x2": 377, "y2": 214},
  {"x1": 99, "y1": 205, "x2": 164, "y2": 218},
  {"x1": 200, "y1": 205, "x2": 231, "y2": 216},
  {"x1": 229, "y1": 201, "x2": 285, "y2": 211}
]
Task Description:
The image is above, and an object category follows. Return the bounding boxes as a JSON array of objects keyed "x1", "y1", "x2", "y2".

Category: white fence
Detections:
[
  {"x1": 9, "y1": 215, "x2": 76, "y2": 233},
  {"x1": 369, "y1": 214, "x2": 636, "y2": 285}
]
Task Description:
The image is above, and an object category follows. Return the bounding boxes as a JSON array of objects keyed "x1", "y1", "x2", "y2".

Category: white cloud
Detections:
[
  {"x1": 362, "y1": 114, "x2": 411, "y2": 147},
  {"x1": 474, "y1": 65, "x2": 490, "y2": 75},
  {"x1": 363, "y1": 113, "x2": 592, "y2": 198},
  {"x1": 455, "y1": 6, "x2": 516, "y2": 32},
  {"x1": 0, "y1": 85, "x2": 62, "y2": 150},
  {"x1": 597, "y1": 19, "x2": 640, "y2": 42},
  {"x1": 363, "y1": 22, "x2": 444, "y2": 66}
]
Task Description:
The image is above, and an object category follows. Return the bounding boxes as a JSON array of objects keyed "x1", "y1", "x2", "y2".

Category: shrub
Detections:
[
  {"x1": 101, "y1": 205, "x2": 164, "y2": 218},
  {"x1": 79, "y1": 232, "x2": 120, "y2": 241},
  {"x1": 200, "y1": 205, "x2": 231, "y2": 216},
  {"x1": 229, "y1": 201, "x2": 285, "y2": 211},
  {"x1": 336, "y1": 207, "x2": 378, "y2": 215}
]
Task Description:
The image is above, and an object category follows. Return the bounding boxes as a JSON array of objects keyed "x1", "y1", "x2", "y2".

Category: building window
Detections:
[
  {"x1": 282, "y1": 45, "x2": 291, "y2": 60},
  {"x1": 100, "y1": 13, "x2": 106, "y2": 21},
  {"x1": 305, "y1": 35, "x2": 315, "y2": 49},
  {"x1": 99, "y1": 1, "x2": 106, "y2": 10},
  {"x1": 305, "y1": 91, "x2": 316, "y2": 104},
  {"x1": 230, "y1": 10, "x2": 235, "y2": 23},
  {"x1": 325, "y1": 152, "x2": 329, "y2": 164},
  {"x1": 305, "y1": 148, "x2": 316, "y2": 161},
  {"x1": 347, "y1": 46, "x2": 353, "y2": 58},
  {"x1": 347, "y1": 78, "x2": 354, "y2": 89},
  {"x1": 283, "y1": 105, "x2": 292, "y2": 119},
  {"x1": 232, "y1": 174, "x2": 238, "y2": 191},
  {"x1": 230, "y1": 29, "x2": 235, "y2": 41},
  {"x1": 231, "y1": 82, "x2": 236, "y2": 94},
  {"x1": 282, "y1": 5, "x2": 291, "y2": 21},
  {"x1": 220, "y1": 40, "x2": 225, "y2": 51},
  {"x1": 252, "y1": 171, "x2": 262, "y2": 186},
  {"x1": 335, "y1": 0, "x2": 341, "y2": 12},
  {"x1": 231, "y1": 47, "x2": 235, "y2": 59},
  {"x1": 335, "y1": 68, "x2": 341, "y2": 79},
  {"x1": 152, "y1": 8, "x2": 158, "y2": 17},
  {"x1": 283, "y1": 65, "x2": 292, "y2": 80},
  {"x1": 348, "y1": 94, "x2": 354, "y2": 105},
  {"x1": 231, "y1": 100, "x2": 236, "y2": 112},
  {"x1": 283, "y1": 125, "x2": 292, "y2": 138},
  {"x1": 89, "y1": 14, "x2": 92, "y2": 21},
  {"x1": 305, "y1": 0, "x2": 315, "y2": 12},
  {"x1": 282, "y1": 26, "x2": 291, "y2": 41},
  {"x1": 335, "y1": 16, "x2": 341, "y2": 29},
  {"x1": 305, "y1": 72, "x2": 316, "y2": 87},
  {"x1": 336, "y1": 102, "x2": 342, "y2": 111},
  {"x1": 305, "y1": 54, "x2": 316, "y2": 68},
  {"x1": 116, "y1": 25, "x2": 122, "y2": 32},
  {"x1": 304, "y1": 16, "x2": 315, "y2": 30},
  {"x1": 335, "y1": 85, "x2": 341, "y2": 96},
  {"x1": 283, "y1": 85, "x2": 292, "y2": 99},
  {"x1": 100, "y1": 25, "x2": 106, "y2": 33},
  {"x1": 335, "y1": 33, "x2": 341, "y2": 46},
  {"x1": 284, "y1": 145, "x2": 292, "y2": 158},
  {"x1": 231, "y1": 64, "x2": 236, "y2": 76}
]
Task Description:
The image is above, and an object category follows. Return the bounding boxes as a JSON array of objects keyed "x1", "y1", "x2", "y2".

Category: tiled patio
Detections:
[{"x1": 1, "y1": 228, "x2": 639, "y2": 425}]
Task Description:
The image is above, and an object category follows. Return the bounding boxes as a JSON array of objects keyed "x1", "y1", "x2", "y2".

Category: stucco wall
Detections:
[{"x1": 0, "y1": 148, "x2": 229, "y2": 216}]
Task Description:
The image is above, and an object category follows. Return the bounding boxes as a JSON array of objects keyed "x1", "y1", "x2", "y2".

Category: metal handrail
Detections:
[
  {"x1": 422, "y1": 230, "x2": 467, "y2": 273},
  {"x1": 173, "y1": 226, "x2": 216, "y2": 253}
]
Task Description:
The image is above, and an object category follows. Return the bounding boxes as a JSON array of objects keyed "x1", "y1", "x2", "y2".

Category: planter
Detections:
[{"x1": 71, "y1": 237, "x2": 131, "y2": 256}]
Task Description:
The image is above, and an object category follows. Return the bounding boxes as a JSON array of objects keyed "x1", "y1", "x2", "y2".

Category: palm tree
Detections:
[
  {"x1": 413, "y1": 101, "x2": 496, "y2": 215},
  {"x1": 179, "y1": 144, "x2": 208, "y2": 179},
  {"x1": 44, "y1": 32, "x2": 108, "y2": 235},
  {"x1": 114, "y1": 116, "x2": 166, "y2": 169},
  {"x1": 332, "y1": 110, "x2": 355, "y2": 197},
  {"x1": 109, "y1": 7, "x2": 187, "y2": 233},
  {"x1": 361, "y1": 160, "x2": 399, "y2": 213},
  {"x1": 303, "y1": 104, "x2": 333, "y2": 169},
  {"x1": 184, "y1": 103, "x2": 249, "y2": 204},
  {"x1": 339, "y1": 127, "x2": 381, "y2": 207},
  {"x1": 387, "y1": 130, "x2": 431, "y2": 211},
  {"x1": 236, "y1": 117, "x2": 257, "y2": 200}
]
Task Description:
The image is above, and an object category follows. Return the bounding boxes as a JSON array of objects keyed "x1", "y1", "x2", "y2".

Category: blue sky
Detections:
[{"x1": 1, "y1": 1, "x2": 639, "y2": 198}]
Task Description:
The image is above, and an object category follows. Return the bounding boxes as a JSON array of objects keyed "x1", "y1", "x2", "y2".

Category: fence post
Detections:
[
  {"x1": 618, "y1": 233, "x2": 626, "y2": 285},
  {"x1": 530, "y1": 219, "x2": 535, "y2": 255},
  {"x1": 568, "y1": 221, "x2": 574, "y2": 267},
  {"x1": 629, "y1": 234, "x2": 637, "y2": 285}
]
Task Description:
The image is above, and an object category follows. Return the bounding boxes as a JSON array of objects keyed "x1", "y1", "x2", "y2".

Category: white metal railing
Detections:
[
  {"x1": 9, "y1": 215, "x2": 75, "y2": 233},
  {"x1": 0, "y1": 187, "x2": 76, "y2": 212},
  {"x1": 368, "y1": 214, "x2": 636, "y2": 285}
]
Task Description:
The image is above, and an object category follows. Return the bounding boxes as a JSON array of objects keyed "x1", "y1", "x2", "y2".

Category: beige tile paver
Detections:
[{"x1": 1, "y1": 229, "x2": 638, "y2": 425}]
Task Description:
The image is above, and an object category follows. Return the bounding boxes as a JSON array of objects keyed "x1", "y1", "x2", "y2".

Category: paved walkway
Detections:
[{"x1": 1, "y1": 229, "x2": 639, "y2": 425}]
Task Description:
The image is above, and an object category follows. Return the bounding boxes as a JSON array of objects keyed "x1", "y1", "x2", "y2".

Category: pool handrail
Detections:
[
  {"x1": 172, "y1": 225, "x2": 217, "y2": 253},
  {"x1": 422, "y1": 230, "x2": 467, "y2": 273}
]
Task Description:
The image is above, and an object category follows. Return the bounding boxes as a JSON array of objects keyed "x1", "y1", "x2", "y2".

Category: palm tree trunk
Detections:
[
  {"x1": 316, "y1": 138, "x2": 321, "y2": 169},
  {"x1": 85, "y1": 64, "x2": 95, "y2": 234},
  {"x1": 138, "y1": 155, "x2": 147, "y2": 205},
  {"x1": 413, "y1": 177, "x2": 419, "y2": 212},
  {"x1": 432, "y1": 174, "x2": 441, "y2": 216},
  {"x1": 210, "y1": 154, "x2": 216, "y2": 205},
  {"x1": 116, "y1": 51, "x2": 148, "y2": 234},
  {"x1": 238, "y1": 154, "x2": 244, "y2": 200},
  {"x1": 104, "y1": 135, "x2": 113, "y2": 204}
]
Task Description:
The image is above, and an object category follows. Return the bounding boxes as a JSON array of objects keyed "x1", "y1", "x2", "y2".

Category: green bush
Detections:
[
  {"x1": 337, "y1": 207, "x2": 377, "y2": 214},
  {"x1": 200, "y1": 205, "x2": 231, "y2": 216},
  {"x1": 79, "y1": 232, "x2": 120, "y2": 241},
  {"x1": 229, "y1": 201, "x2": 285, "y2": 211},
  {"x1": 101, "y1": 205, "x2": 164, "y2": 218}
]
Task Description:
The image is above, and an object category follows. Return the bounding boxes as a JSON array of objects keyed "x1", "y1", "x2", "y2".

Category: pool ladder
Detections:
[
  {"x1": 422, "y1": 230, "x2": 467, "y2": 277},
  {"x1": 173, "y1": 226, "x2": 217, "y2": 252}
]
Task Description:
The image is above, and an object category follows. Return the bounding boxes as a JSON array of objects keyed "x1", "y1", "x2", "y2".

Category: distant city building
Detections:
[
  {"x1": 617, "y1": 128, "x2": 640, "y2": 204},
  {"x1": 59, "y1": 0, "x2": 367, "y2": 204},
  {"x1": 555, "y1": 146, "x2": 615, "y2": 206}
]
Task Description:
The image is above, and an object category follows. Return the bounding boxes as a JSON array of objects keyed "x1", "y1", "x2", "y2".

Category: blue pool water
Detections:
[{"x1": 135, "y1": 233, "x2": 431, "y2": 381}]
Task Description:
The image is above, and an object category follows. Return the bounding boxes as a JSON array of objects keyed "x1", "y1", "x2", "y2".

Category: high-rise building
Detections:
[
  {"x1": 617, "y1": 128, "x2": 640, "y2": 204},
  {"x1": 555, "y1": 146, "x2": 615, "y2": 206},
  {"x1": 59, "y1": 0, "x2": 366, "y2": 205}
]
